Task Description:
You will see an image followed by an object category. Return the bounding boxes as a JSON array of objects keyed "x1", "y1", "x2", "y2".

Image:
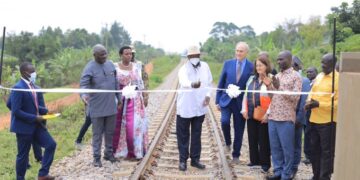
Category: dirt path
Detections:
[{"x1": 0, "y1": 93, "x2": 80, "y2": 130}]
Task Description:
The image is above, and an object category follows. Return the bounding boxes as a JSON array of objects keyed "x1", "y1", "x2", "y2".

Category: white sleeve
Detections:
[
  {"x1": 206, "y1": 63, "x2": 213, "y2": 97},
  {"x1": 178, "y1": 66, "x2": 192, "y2": 88}
]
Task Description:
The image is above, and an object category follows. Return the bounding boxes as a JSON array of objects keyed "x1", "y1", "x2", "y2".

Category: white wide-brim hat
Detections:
[{"x1": 187, "y1": 45, "x2": 200, "y2": 56}]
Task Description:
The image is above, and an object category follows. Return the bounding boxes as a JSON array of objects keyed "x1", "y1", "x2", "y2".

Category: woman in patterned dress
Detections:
[{"x1": 112, "y1": 46, "x2": 148, "y2": 159}]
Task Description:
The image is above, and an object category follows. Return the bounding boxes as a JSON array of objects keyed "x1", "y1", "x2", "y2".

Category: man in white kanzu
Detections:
[{"x1": 176, "y1": 45, "x2": 213, "y2": 171}]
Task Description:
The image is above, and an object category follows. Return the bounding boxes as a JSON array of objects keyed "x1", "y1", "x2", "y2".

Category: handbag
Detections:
[{"x1": 252, "y1": 82, "x2": 266, "y2": 121}]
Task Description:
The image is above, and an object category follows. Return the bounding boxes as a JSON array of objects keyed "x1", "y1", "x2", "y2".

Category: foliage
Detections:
[{"x1": 202, "y1": 0, "x2": 360, "y2": 72}]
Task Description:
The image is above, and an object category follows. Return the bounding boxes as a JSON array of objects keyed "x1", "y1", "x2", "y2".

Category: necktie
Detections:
[
  {"x1": 30, "y1": 82, "x2": 39, "y2": 113},
  {"x1": 236, "y1": 61, "x2": 242, "y2": 82}
]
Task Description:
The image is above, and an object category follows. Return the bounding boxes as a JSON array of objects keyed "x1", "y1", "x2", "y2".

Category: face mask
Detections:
[
  {"x1": 189, "y1": 58, "x2": 200, "y2": 66},
  {"x1": 28, "y1": 72, "x2": 37, "y2": 83}
]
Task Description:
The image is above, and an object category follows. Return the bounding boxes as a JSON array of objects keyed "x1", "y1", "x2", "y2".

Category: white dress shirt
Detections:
[{"x1": 176, "y1": 61, "x2": 213, "y2": 118}]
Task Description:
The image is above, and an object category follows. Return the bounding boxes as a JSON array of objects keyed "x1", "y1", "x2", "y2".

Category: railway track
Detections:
[
  {"x1": 110, "y1": 60, "x2": 313, "y2": 180},
  {"x1": 113, "y1": 78, "x2": 234, "y2": 179}
]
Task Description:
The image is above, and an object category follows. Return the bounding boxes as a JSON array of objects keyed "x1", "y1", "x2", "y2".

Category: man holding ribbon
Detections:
[
  {"x1": 7, "y1": 62, "x2": 56, "y2": 180},
  {"x1": 216, "y1": 41, "x2": 254, "y2": 164},
  {"x1": 80, "y1": 44, "x2": 121, "y2": 167},
  {"x1": 176, "y1": 45, "x2": 213, "y2": 171}
]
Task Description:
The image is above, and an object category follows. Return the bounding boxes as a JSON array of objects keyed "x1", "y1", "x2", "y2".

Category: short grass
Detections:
[
  {"x1": 0, "y1": 102, "x2": 91, "y2": 179},
  {"x1": 149, "y1": 55, "x2": 180, "y2": 89}
]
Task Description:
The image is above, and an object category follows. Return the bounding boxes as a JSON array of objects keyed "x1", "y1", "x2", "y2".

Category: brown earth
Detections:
[
  {"x1": 0, "y1": 83, "x2": 81, "y2": 130},
  {"x1": 145, "y1": 62, "x2": 153, "y2": 75}
]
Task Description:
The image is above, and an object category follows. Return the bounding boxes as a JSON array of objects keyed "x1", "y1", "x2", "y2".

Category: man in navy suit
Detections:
[
  {"x1": 8, "y1": 62, "x2": 56, "y2": 180},
  {"x1": 216, "y1": 42, "x2": 254, "y2": 163}
]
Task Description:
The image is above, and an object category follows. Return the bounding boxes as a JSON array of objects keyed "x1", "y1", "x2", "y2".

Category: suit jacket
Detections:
[
  {"x1": 216, "y1": 58, "x2": 254, "y2": 108},
  {"x1": 7, "y1": 79, "x2": 48, "y2": 134},
  {"x1": 296, "y1": 76, "x2": 311, "y2": 125}
]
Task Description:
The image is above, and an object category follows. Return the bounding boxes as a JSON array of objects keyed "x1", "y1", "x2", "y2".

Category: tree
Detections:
[
  {"x1": 299, "y1": 16, "x2": 326, "y2": 47},
  {"x1": 107, "y1": 21, "x2": 132, "y2": 49},
  {"x1": 209, "y1": 22, "x2": 241, "y2": 41}
]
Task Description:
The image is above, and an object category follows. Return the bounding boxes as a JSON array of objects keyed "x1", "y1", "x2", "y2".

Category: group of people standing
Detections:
[
  {"x1": 79, "y1": 44, "x2": 149, "y2": 167},
  {"x1": 7, "y1": 41, "x2": 338, "y2": 180},
  {"x1": 214, "y1": 42, "x2": 338, "y2": 180}
]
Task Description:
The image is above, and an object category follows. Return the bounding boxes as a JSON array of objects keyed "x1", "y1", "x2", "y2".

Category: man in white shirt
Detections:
[{"x1": 176, "y1": 45, "x2": 213, "y2": 171}]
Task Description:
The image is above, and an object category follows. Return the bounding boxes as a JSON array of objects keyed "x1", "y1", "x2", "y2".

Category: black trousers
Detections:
[
  {"x1": 75, "y1": 114, "x2": 92, "y2": 143},
  {"x1": 247, "y1": 118, "x2": 271, "y2": 168},
  {"x1": 310, "y1": 122, "x2": 336, "y2": 180},
  {"x1": 176, "y1": 115, "x2": 205, "y2": 163}
]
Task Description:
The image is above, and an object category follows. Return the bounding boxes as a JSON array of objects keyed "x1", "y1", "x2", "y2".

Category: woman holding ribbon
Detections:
[
  {"x1": 241, "y1": 52, "x2": 273, "y2": 173},
  {"x1": 112, "y1": 46, "x2": 148, "y2": 160}
]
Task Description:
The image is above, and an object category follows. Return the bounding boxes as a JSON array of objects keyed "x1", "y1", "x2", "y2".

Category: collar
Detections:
[
  {"x1": 21, "y1": 77, "x2": 31, "y2": 86},
  {"x1": 281, "y1": 67, "x2": 294, "y2": 74},
  {"x1": 192, "y1": 62, "x2": 201, "y2": 69}
]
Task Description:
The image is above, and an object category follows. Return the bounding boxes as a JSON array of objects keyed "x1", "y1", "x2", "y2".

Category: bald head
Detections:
[
  {"x1": 93, "y1": 44, "x2": 106, "y2": 54},
  {"x1": 321, "y1": 53, "x2": 336, "y2": 75},
  {"x1": 92, "y1": 44, "x2": 108, "y2": 64},
  {"x1": 277, "y1": 50, "x2": 293, "y2": 71},
  {"x1": 235, "y1": 42, "x2": 249, "y2": 60}
]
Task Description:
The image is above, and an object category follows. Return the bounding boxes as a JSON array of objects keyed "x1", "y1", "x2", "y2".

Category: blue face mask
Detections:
[{"x1": 28, "y1": 72, "x2": 37, "y2": 83}]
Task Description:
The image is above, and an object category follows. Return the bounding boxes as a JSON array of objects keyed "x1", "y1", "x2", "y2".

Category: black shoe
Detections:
[
  {"x1": 290, "y1": 168, "x2": 298, "y2": 179},
  {"x1": 261, "y1": 166, "x2": 270, "y2": 173},
  {"x1": 93, "y1": 159, "x2": 102, "y2": 167},
  {"x1": 191, "y1": 161, "x2": 206, "y2": 169},
  {"x1": 103, "y1": 155, "x2": 118, "y2": 163},
  {"x1": 247, "y1": 162, "x2": 259, "y2": 166},
  {"x1": 179, "y1": 162, "x2": 187, "y2": 171},
  {"x1": 266, "y1": 174, "x2": 281, "y2": 180}
]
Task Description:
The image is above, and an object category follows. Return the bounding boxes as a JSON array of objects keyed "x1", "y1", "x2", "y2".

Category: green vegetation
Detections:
[
  {"x1": 149, "y1": 55, "x2": 180, "y2": 89},
  {"x1": 0, "y1": 102, "x2": 89, "y2": 179},
  {"x1": 207, "y1": 61, "x2": 223, "y2": 84},
  {"x1": 201, "y1": 0, "x2": 360, "y2": 72}
]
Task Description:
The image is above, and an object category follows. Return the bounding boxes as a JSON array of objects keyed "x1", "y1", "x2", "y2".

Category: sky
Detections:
[{"x1": 0, "y1": 0, "x2": 353, "y2": 53}]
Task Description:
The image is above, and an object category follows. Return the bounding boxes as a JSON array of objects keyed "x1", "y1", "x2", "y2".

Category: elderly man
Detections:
[
  {"x1": 291, "y1": 56, "x2": 311, "y2": 178},
  {"x1": 80, "y1": 44, "x2": 121, "y2": 167},
  {"x1": 216, "y1": 42, "x2": 254, "y2": 163},
  {"x1": 7, "y1": 62, "x2": 56, "y2": 180},
  {"x1": 305, "y1": 53, "x2": 338, "y2": 180},
  {"x1": 266, "y1": 51, "x2": 302, "y2": 180},
  {"x1": 176, "y1": 45, "x2": 213, "y2": 171}
]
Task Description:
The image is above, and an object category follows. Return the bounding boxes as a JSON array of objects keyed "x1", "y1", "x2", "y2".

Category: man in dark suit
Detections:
[
  {"x1": 216, "y1": 42, "x2": 254, "y2": 163},
  {"x1": 8, "y1": 62, "x2": 56, "y2": 180}
]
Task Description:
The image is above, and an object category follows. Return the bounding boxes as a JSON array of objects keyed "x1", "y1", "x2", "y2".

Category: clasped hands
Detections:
[{"x1": 304, "y1": 99, "x2": 319, "y2": 110}]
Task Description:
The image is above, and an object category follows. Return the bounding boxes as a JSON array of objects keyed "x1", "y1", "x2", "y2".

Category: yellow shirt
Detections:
[{"x1": 309, "y1": 72, "x2": 339, "y2": 124}]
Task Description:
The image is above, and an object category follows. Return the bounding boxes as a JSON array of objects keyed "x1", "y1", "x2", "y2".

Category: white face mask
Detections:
[
  {"x1": 189, "y1": 58, "x2": 200, "y2": 66},
  {"x1": 29, "y1": 72, "x2": 37, "y2": 83}
]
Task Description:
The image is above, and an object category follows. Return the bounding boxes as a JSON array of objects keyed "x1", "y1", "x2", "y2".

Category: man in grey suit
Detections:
[{"x1": 80, "y1": 44, "x2": 121, "y2": 167}]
